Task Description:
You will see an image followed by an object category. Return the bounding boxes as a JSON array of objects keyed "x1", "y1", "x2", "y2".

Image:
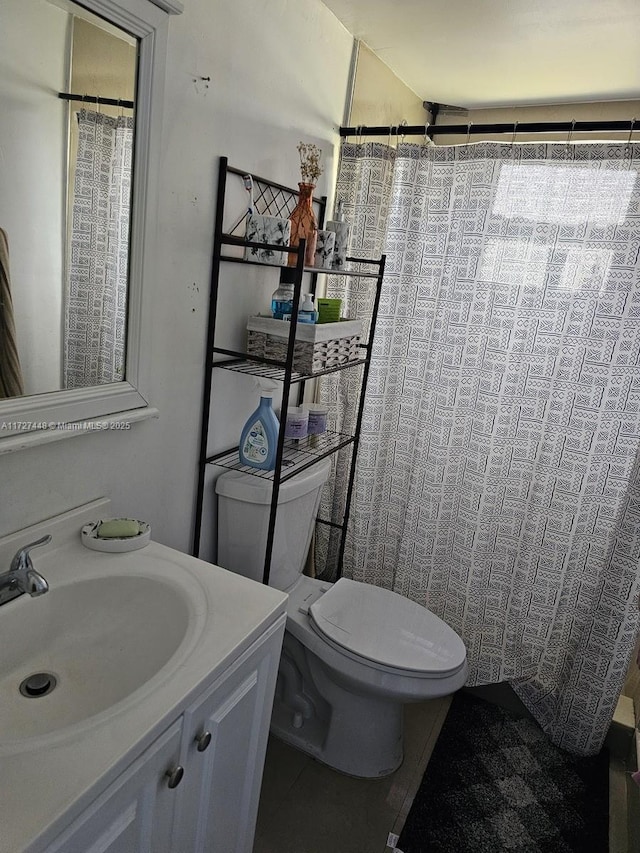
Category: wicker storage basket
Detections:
[{"x1": 246, "y1": 316, "x2": 362, "y2": 373}]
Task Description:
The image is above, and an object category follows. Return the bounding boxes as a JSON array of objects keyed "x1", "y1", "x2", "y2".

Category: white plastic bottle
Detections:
[{"x1": 299, "y1": 294, "x2": 317, "y2": 324}]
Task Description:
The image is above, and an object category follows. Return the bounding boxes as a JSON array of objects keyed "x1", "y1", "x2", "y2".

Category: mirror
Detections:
[
  {"x1": 0, "y1": 0, "x2": 177, "y2": 447},
  {"x1": 0, "y1": 0, "x2": 138, "y2": 398}
]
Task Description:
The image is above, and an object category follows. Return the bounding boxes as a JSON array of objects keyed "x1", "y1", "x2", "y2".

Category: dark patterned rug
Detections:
[{"x1": 396, "y1": 692, "x2": 609, "y2": 853}]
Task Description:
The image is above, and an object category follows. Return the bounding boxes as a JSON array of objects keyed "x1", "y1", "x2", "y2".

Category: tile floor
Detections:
[
  {"x1": 253, "y1": 684, "x2": 624, "y2": 853},
  {"x1": 252, "y1": 696, "x2": 452, "y2": 853}
]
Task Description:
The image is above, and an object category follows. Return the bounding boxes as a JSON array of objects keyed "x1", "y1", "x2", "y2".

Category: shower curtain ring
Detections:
[
  {"x1": 567, "y1": 119, "x2": 576, "y2": 148},
  {"x1": 466, "y1": 121, "x2": 473, "y2": 144},
  {"x1": 511, "y1": 121, "x2": 519, "y2": 146},
  {"x1": 627, "y1": 118, "x2": 636, "y2": 146}
]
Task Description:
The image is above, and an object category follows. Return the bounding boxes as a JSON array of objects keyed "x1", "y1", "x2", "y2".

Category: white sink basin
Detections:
[
  {"x1": 0, "y1": 498, "x2": 288, "y2": 853},
  {"x1": 0, "y1": 574, "x2": 192, "y2": 743}
]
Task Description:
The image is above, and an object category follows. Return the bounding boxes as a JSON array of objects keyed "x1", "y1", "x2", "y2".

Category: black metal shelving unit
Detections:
[{"x1": 193, "y1": 156, "x2": 385, "y2": 585}]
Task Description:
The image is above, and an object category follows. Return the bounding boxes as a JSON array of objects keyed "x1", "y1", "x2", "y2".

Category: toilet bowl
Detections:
[{"x1": 215, "y1": 461, "x2": 468, "y2": 778}]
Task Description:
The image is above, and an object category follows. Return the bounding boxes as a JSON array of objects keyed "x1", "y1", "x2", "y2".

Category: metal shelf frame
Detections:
[{"x1": 193, "y1": 156, "x2": 385, "y2": 584}]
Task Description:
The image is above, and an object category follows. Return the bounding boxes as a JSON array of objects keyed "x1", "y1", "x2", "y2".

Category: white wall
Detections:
[
  {"x1": 0, "y1": 0, "x2": 353, "y2": 555},
  {"x1": 0, "y1": 0, "x2": 67, "y2": 395},
  {"x1": 350, "y1": 41, "x2": 426, "y2": 129}
]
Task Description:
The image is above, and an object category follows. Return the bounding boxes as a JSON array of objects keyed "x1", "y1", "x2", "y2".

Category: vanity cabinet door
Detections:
[
  {"x1": 45, "y1": 721, "x2": 182, "y2": 853},
  {"x1": 173, "y1": 618, "x2": 284, "y2": 853}
]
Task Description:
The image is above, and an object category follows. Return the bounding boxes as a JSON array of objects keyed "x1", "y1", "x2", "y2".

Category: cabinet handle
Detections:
[
  {"x1": 165, "y1": 765, "x2": 184, "y2": 789},
  {"x1": 195, "y1": 730, "x2": 212, "y2": 752}
]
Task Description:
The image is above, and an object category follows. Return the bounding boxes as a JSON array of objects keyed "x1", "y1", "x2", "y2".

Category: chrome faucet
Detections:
[{"x1": 0, "y1": 535, "x2": 51, "y2": 607}]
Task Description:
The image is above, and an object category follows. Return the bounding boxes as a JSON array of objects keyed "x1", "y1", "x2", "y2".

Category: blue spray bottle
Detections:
[{"x1": 238, "y1": 381, "x2": 280, "y2": 470}]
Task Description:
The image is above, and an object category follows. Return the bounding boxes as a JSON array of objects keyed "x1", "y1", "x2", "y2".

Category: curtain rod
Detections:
[
  {"x1": 340, "y1": 119, "x2": 637, "y2": 139},
  {"x1": 58, "y1": 92, "x2": 135, "y2": 110}
]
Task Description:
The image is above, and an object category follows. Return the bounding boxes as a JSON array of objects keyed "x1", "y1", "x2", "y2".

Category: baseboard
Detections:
[{"x1": 608, "y1": 710, "x2": 639, "y2": 853}]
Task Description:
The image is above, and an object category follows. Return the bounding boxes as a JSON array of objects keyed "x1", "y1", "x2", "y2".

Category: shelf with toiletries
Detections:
[
  {"x1": 193, "y1": 156, "x2": 385, "y2": 584},
  {"x1": 207, "y1": 429, "x2": 356, "y2": 483}
]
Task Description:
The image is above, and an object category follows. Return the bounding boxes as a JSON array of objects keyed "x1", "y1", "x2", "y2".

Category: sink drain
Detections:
[{"x1": 19, "y1": 672, "x2": 57, "y2": 698}]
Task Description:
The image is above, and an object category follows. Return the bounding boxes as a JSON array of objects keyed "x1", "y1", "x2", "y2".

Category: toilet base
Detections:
[
  {"x1": 270, "y1": 633, "x2": 404, "y2": 778},
  {"x1": 267, "y1": 578, "x2": 468, "y2": 778},
  {"x1": 269, "y1": 690, "x2": 404, "y2": 778}
]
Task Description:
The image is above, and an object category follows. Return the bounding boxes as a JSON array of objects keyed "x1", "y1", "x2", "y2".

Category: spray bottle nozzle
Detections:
[{"x1": 255, "y1": 379, "x2": 278, "y2": 398}]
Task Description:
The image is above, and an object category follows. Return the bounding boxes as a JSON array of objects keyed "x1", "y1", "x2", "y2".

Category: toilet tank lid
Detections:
[
  {"x1": 309, "y1": 578, "x2": 467, "y2": 675},
  {"x1": 215, "y1": 459, "x2": 331, "y2": 505}
]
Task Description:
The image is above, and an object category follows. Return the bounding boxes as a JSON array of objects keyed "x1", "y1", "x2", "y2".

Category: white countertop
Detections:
[{"x1": 0, "y1": 500, "x2": 287, "y2": 853}]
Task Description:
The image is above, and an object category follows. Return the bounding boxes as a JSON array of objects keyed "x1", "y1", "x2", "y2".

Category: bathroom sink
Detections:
[
  {"x1": 0, "y1": 498, "x2": 290, "y2": 853},
  {"x1": 0, "y1": 574, "x2": 192, "y2": 743}
]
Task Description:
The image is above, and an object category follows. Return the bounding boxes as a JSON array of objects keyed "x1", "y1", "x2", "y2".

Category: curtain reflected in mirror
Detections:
[
  {"x1": 0, "y1": 0, "x2": 137, "y2": 398},
  {"x1": 64, "y1": 109, "x2": 133, "y2": 388},
  {"x1": 0, "y1": 228, "x2": 26, "y2": 399}
]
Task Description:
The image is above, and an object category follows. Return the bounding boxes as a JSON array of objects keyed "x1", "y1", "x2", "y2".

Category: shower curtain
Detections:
[
  {"x1": 64, "y1": 109, "x2": 133, "y2": 388},
  {"x1": 321, "y1": 139, "x2": 640, "y2": 755}
]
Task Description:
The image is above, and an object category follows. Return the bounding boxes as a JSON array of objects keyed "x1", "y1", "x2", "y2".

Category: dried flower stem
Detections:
[{"x1": 297, "y1": 142, "x2": 323, "y2": 184}]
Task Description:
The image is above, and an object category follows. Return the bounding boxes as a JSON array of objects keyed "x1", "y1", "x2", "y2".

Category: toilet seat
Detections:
[{"x1": 309, "y1": 578, "x2": 466, "y2": 678}]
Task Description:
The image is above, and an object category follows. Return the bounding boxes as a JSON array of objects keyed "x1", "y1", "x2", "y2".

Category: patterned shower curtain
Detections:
[
  {"x1": 322, "y1": 140, "x2": 640, "y2": 755},
  {"x1": 64, "y1": 109, "x2": 133, "y2": 388}
]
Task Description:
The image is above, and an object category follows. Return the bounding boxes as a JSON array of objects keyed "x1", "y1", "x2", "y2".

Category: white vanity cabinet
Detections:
[
  {"x1": 172, "y1": 632, "x2": 281, "y2": 852},
  {"x1": 44, "y1": 722, "x2": 183, "y2": 853},
  {"x1": 42, "y1": 618, "x2": 285, "y2": 853}
]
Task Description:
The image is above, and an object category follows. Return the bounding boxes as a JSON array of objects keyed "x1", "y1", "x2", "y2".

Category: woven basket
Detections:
[{"x1": 246, "y1": 316, "x2": 361, "y2": 373}]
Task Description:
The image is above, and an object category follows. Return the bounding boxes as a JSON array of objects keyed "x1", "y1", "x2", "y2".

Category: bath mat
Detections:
[{"x1": 396, "y1": 692, "x2": 608, "y2": 853}]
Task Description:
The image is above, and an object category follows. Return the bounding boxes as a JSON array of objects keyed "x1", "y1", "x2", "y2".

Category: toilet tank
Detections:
[{"x1": 215, "y1": 459, "x2": 331, "y2": 591}]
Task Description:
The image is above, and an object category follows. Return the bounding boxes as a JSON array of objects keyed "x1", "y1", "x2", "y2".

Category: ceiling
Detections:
[{"x1": 321, "y1": 0, "x2": 640, "y2": 109}]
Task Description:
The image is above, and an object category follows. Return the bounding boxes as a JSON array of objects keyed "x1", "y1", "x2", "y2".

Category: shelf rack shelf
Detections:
[
  {"x1": 211, "y1": 357, "x2": 368, "y2": 382},
  {"x1": 218, "y1": 251, "x2": 383, "y2": 279},
  {"x1": 206, "y1": 430, "x2": 355, "y2": 481},
  {"x1": 193, "y1": 156, "x2": 385, "y2": 584}
]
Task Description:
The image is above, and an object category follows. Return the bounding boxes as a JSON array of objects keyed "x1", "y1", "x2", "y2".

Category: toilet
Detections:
[{"x1": 215, "y1": 460, "x2": 468, "y2": 778}]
